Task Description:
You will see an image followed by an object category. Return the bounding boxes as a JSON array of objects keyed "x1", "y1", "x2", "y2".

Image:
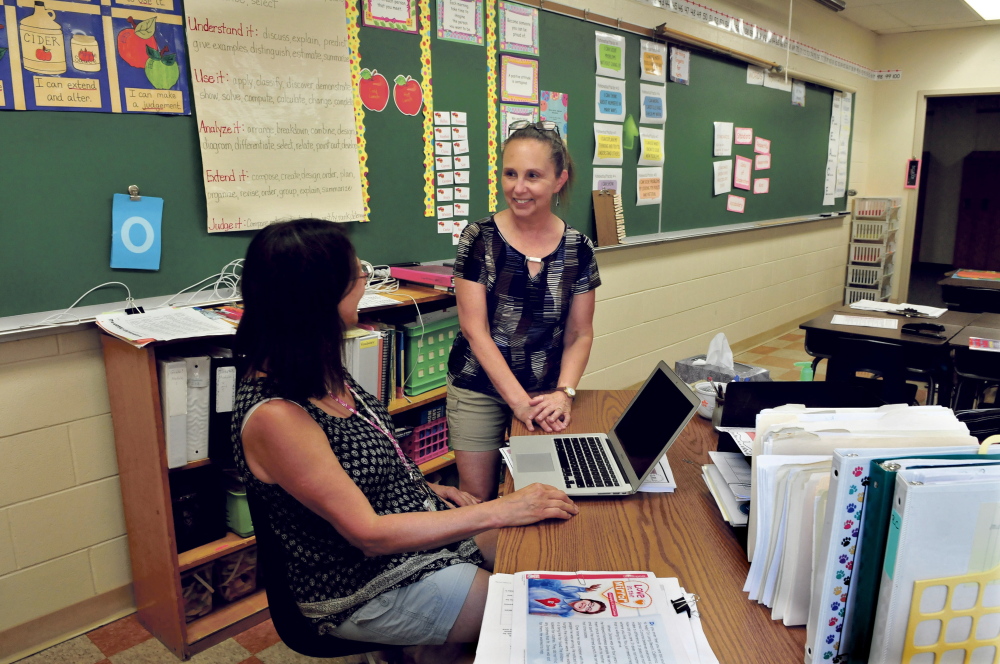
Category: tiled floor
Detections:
[
  {"x1": 15, "y1": 615, "x2": 374, "y2": 664},
  {"x1": 733, "y1": 328, "x2": 823, "y2": 382}
]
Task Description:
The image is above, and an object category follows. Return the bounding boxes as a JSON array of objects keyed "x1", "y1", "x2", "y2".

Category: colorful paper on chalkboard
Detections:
[
  {"x1": 746, "y1": 65, "x2": 765, "y2": 85},
  {"x1": 755, "y1": 153, "x2": 771, "y2": 170},
  {"x1": 437, "y1": 219, "x2": 452, "y2": 233},
  {"x1": 451, "y1": 126, "x2": 469, "y2": 141},
  {"x1": 454, "y1": 202, "x2": 469, "y2": 216},
  {"x1": 434, "y1": 110, "x2": 451, "y2": 125},
  {"x1": 753, "y1": 178, "x2": 770, "y2": 194},
  {"x1": 639, "y1": 84, "x2": 666, "y2": 125},
  {"x1": 437, "y1": 0, "x2": 484, "y2": 45},
  {"x1": 111, "y1": 194, "x2": 163, "y2": 270},
  {"x1": 638, "y1": 127, "x2": 664, "y2": 167},
  {"x1": 500, "y1": 103, "x2": 538, "y2": 138},
  {"x1": 435, "y1": 141, "x2": 453, "y2": 156},
  {"x1": 454, "y1": 155, "x2": 471, "y2": 169},
  {"x1": 592, "y1": 168, "x2": 622, "y2": 193},
  {"x1": 639, "y1": 40, "x2": 667, "y2": 83},
  {"x1": 455, "y1": 186, "x2": 470, "y2": 200},
  {"x1": 434, "y1": 126, "x2": 450, "y2": 140},
  {"x1": 451, "y1": 111, "x2": 467, "y2": 125},
  {"x1": 500, "y1": 55, "x2": 538, "y2": 103},
  {"x1": 435, "y1": 156, "x2": 454, "y2": 170},
  {"x1": 669, "y1": 46, "x2": 690, "y2": 85},
  {"x1": 754, "y1": 137, "x2": 771, "y2": 154},
  {"x1": 454, "y1": 170, "x2": 470, "y2": 184},
  {"x1": 437, "y1": 171, "x2": 454, "y2": 186},
  {"x1": 763, "y1": 70, "x2": 792, "y2": 92},
  {"x1": 727, "y1": 195, "x2": 746, "y2": 213},
  {"x1": 593, "y1": 123, "x2": 623, "y2": 166},
  {"x1": 595, "y1": 31, "x2": 624, "y2": 79},
  {"x1": 185, "y1": 0, "x2": 363, "y2": 232},
  {"x1": 713, "y1": 121, "x2": 734, "y2": 157},
  {"x1": 792, "y1": 80, "x2": 806, "y2": 107},
  {"x1": 734, "y1": 127, "x2": 753, "y2": 145},
  {"x1": 540, "y1": 90, "x2": 569, "y2": 141},
  {"x1": 499, "y1": 1, "x2": 537, "y2": 55},
  {"x1": 363, "y1": 0, "x2": 418, "y2": 33},
  {"x1": 734, "y1": 155, "x2": 752, "y2": 190},
  {"x1": 453, "y1": 140, "x2": 469, "y2": 155},
  {"x1": 452, "y1": 219, "x2": 468, "y2": 245},
  {"x1": 437, "y1": 204, "x2": 454, "y2": 219},
  {"x1": 636, "y1": 167, "x2": 662, "y2": 206},
  {"x1": 436, "y1": 187, "x2": 453, "y2": 201},
  {"x1": 594, "y1": 76, "x2": 626, "y2": 122},
  {"x1": 713, "y1": 160, "x2": 733, "y2": 196}
]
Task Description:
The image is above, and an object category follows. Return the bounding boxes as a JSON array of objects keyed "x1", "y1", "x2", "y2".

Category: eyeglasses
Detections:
[
  {"x1": 357, "y1": 262, "x2": 373, "y2": 281},
  {"x1": 508, "y1": 120, "x2": 561, "y2": 137}
]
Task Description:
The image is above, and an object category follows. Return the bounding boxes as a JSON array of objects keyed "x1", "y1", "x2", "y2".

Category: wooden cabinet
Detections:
[{"x1": 101, "y1": 286, "x2": 454, "y2": 659}]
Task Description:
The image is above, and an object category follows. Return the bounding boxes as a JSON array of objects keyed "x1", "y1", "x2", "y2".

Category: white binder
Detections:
[
  {"x1": 184, "y1": 355, "x2": 211, "y2": 462},
  {"x1": 868, "y1": 465, "x2": 1000, "y2": 664},
  {"x1": 157, "y1": 357, "x2": 188, "y2": 469}
]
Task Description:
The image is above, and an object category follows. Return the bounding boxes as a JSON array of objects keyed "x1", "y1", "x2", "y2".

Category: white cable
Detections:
[
  {"x1": 36, "y1": 282, "x2": 137, "y2": 326},
  {"x1": 151, "y1": 259, "x2": 244, "y2": 309},
  {"x1": 785, "y1": 0, "x2": 793, "y2": 84}
]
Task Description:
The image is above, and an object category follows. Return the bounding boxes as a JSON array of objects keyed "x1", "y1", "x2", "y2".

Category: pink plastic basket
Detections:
[{"x1": 400, "y1": 416, "x2": 449, "y2": 465}]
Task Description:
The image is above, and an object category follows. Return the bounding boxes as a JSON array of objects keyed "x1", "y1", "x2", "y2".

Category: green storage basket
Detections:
[
  {"x1": 226, "y1": 488, "x2": 254, "y2": 537},
  {"x1": 403, "y1": 316, "x2": 459, "y2": 396}
]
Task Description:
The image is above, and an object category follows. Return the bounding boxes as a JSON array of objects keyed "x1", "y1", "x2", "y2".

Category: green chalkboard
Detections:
[{"x1": 0, "y1": 3, "x2": 847, "y2": 320}]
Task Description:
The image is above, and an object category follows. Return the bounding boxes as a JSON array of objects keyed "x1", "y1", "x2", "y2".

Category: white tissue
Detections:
[{"x1": 706, "y1": 332, "x2": 734, "y2": 370}]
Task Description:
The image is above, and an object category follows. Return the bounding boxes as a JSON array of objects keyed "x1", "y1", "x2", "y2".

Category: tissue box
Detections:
[{"x1": 674, "y1": 356, "x2": 770, "y2": 384}]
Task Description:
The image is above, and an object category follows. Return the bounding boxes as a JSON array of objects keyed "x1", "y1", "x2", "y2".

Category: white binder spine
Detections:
[
  {"x1": 157, "y1": 358, "x2": 188, "y2": 469},
  {"x1": 184, "y1": 356, "x2": 211, "y2": 462}
]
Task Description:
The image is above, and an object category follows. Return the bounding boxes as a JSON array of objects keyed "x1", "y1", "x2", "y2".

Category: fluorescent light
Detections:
[{"x1": 965, "y1": 0, "x2": 1000, "y2": 20}]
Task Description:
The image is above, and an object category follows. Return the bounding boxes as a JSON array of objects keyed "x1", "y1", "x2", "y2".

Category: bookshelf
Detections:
[{"x1": 100, "y1": 286, "x2": 454, "y2": 659}]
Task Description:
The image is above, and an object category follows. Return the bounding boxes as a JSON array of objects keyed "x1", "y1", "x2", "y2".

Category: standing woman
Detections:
[
  {"x1": 448, "y1": 121, "x2": 601, "y2": 501},
  {"x1": 233, "y1": 219, "x2": 577, "y2": 659}
]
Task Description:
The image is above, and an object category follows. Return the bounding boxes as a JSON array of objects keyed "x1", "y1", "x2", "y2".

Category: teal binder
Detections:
[{"x1": 846, "y1": 452, "x2": 1000, "y2": 664}]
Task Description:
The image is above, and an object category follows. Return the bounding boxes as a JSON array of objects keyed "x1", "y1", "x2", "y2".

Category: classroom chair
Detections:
[
  {"x1": 944, "y1": 286, "x2": 1000, "y2": 314},
  {"x1": 245, "y1": 488, "x2": 396, "y2": 663},
  {"x1": 952, "y1": 345, "x2": 1000, "y2": 409},
  {"x1": 955, "y1": 408, "x2": 1000, "y2": 441},
  {"x1": 825, "y1": 337, "x2": 919, "y2": 405}
]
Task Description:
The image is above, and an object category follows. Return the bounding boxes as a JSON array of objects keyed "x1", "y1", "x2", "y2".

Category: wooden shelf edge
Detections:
[
  {"x1": 389, "y1": 386, "x2": 447, "y2": 414},
  {"x1": 178, "y1": 532, "x2": 256, "y2": 572},
  {"x1": 419, "y1": 451, "x2": 455, "y2": 475},
  {"x1": 185, "y1": 589, "x2": 268, "y2": 645}
]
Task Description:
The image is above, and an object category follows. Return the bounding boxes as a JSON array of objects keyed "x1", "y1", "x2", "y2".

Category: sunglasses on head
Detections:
[{"x1": 508, "y1": 120, "x2": 561, "y2": 137}]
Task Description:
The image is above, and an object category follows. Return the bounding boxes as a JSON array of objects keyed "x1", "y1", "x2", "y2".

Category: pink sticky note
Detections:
[
  {"x1": 727, "y1": 195, "x2": 746, "y2": 213},
  {"x1": 753, "y1": 178, "x2": 770, "y2": 194},
  {"x1": 755, "y1": 153, "x2": 771, "y2": 170},
  {"x1": 754, "y1": 137, "x2": 770, "y2": 154},
  {"x1": 734, "y1": 127, "x2": 753, "y2": 144}
]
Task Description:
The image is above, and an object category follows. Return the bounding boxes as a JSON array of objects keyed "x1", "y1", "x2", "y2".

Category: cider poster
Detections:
[{"x1": 183, "y1": 0, "x2": 364, "y2": 232}]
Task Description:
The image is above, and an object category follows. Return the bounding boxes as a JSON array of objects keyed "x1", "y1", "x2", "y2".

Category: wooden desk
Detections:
[
  {"x1": 938, "y1": 273, "x2": 1000, "y2": 313},
  {"x1": 496, "y1": 390, "x2": 805, "y2": 663}
]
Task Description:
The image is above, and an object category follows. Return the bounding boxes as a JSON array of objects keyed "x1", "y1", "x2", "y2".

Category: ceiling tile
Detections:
[
  {"x1": 840, "y1": 5, "x2": 911, "y2": 31},
  {"x1": 879, "y1": 0, "x2": 982, "y2": 26}
]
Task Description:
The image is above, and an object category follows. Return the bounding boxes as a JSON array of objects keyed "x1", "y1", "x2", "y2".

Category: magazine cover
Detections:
[{"x1": 513, "y1": 571, "x2": 683, "y2": 664}]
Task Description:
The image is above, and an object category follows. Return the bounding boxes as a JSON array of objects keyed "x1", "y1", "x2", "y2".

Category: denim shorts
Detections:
[
  {"x1": 446, "y1": 379, "x2": 511, "y2": 452},
  {"x1": 329, "y1": 563, "x2": 480, "y2": 646}
]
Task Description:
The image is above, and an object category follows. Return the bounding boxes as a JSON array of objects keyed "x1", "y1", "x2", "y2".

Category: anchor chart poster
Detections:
[{"x1": 0, "y1": 0, "x2": 190, "y2": 114}]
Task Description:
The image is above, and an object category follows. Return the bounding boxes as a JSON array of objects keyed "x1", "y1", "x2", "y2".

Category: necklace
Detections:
[{"x1": 329, "y1": 384, "x2": 438, "y2": 512}]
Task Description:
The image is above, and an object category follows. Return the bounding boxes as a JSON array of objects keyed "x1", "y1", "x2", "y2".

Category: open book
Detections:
[{"x1": 476, "y1": 570, "x2": 717, "y2": 664}]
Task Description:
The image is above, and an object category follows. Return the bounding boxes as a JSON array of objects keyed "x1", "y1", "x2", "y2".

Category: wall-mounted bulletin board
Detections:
[{"x1": 0, "y1": 0, "x2": 850, "y2": 321}]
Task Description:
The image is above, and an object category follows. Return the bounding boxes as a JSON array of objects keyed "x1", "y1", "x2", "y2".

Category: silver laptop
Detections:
[{"x1": 507, "y1": 361, "x2": 701, "y2": 496}]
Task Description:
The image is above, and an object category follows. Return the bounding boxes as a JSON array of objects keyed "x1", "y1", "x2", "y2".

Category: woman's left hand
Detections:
[
  {"x1": 429, "y1": 483, "x2": 482, "y2": 508},
  {"x1": 530, "y1": 390, "x2": 573, "y2": 432}
]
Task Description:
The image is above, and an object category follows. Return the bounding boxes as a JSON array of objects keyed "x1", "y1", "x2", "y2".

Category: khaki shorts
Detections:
[{"x1": 446, "y1": 378, "x2": 510, "y2": 452}]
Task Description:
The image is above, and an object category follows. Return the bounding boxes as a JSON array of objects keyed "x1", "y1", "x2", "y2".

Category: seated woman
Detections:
[{"x1": 233, "y1": 219, "x2": 578, "y2": 660}]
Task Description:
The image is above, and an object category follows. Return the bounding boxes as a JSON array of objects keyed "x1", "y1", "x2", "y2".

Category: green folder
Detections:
[{"x1": 846, "y1": 452, "x2": 1000, "y2": 664}]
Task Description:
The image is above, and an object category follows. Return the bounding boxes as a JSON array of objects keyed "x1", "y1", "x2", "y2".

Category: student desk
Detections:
[
  {"x1": 949, "y1": 313, "x2": 1000, "y2": 408},
  {"x1": 496, "y1": 389, "x2": 805, "y2": 662},
  {"x1": 938, "y1": 273, "x2": 1000, "y2": 313},
  {"x1": 799, "y1": 306, "x2": 979, "y2": 404}
]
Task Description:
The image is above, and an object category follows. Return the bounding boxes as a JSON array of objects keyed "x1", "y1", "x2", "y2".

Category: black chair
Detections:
[
  {"x1": 825, "y1": 337, "x2": 918, "y2": 405},
  {"x1": 955, "y1": 408, "x2": 1000, "y2": 442},
  {"x1": 945, "y1": 286, "x2": 1000, "y2": 314},
  {"x1": 245, "y1": 488, "x2": 393, "y2": 662},
  {"x1": 952, "y1": 345, "x2": 1000, "y2": 409},
  {"x1": 802, "y1": 333, "x2": 832, "y2": 379}
]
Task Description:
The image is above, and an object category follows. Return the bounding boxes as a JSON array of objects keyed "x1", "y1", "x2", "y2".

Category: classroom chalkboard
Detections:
[{"x1": 0, "y1": 2, "x2": 848, "y2": 320}]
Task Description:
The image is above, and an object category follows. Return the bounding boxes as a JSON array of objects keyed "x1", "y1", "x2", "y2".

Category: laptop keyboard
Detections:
[{"x1": 554, "y1": 437, "x2": 617, "y2": 488}]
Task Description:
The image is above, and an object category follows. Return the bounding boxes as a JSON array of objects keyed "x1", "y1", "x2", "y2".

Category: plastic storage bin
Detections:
[
  {"x1": 853, "y1": 197, "x2": 901, "y2": 220},
  {"x1": 403, "y1": 316, "x2": 459, "y2": 396},
  {"x1": 213, "y1": 546, "x2": 257, "y2": 603},
  {"x1": 226, "y1": 488, "x2": 254, "y2": 537},
  {"x1": 845, "y1": 279, "x2": 892, "y2": 305},
  {"x1": 851, "y1": 219, "x2": 899, "y2": 243},
  {"x1": 847, "y1": 259, "x2": 894, "y2": 288},
  {"x1": 400, "y1": 416, "x2": 449, "y2": 465},
  {"x1": 849, "y1": 241, "x2": 894, "y2": 265},
  {"x1": 181, "y1": 563, "x2": 214, "y2": 622}
]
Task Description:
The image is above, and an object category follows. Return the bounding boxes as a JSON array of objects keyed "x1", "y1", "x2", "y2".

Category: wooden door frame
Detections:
[{"x1": 898, "y1": 87, "x2": 1000, "y2": 302}]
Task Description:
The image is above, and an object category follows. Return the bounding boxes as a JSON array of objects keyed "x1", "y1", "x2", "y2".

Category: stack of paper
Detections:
[
  {"x1": 745, "y1": 405, "x2": 975, "y2": 631},
  {"x1": 849, "y1": 299, "x2": 947, "y2": 318},
  {"x1": 97, "y1": 306, "x2": 236, "y2": 347},
  {"x1": 475, "y1": 571, "x2": 718, "y2": 664},
  {"x1": 702, "y1": 451, "x2": 750, "y2": 526}
]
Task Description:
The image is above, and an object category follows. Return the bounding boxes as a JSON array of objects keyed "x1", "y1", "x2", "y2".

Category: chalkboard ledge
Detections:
[{"x1": 595, "y1": 211, "x2": 850, "y2": 253}]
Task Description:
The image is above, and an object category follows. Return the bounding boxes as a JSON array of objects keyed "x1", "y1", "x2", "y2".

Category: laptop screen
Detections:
[{"x1": 610, "y1": 362, "x2": 700, "y2": 485}]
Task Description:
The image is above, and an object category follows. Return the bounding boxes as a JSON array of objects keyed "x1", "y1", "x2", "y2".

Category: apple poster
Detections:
[
  {"x1": 184, "y1": 0, "x2": 364, "y2": 232},
  {"x1": 0, "y1": 1, "x2": 190, "y2": 113}
]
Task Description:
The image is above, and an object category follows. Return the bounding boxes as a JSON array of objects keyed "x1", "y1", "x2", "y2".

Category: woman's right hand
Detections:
[
  {"x1": 511, "y1": 397, "x2": 543, "y2": 432},
  {"x1": 494, "y1": 483, "x2": 578, "y2": 526}
]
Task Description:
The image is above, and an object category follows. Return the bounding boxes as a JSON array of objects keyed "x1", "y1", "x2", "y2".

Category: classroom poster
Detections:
[
  {"x1": 593, "y1": 123, "x2": 623, "y2": 166},
  {"x1": 713, "y1": 160, "x2": 732, "y2": 196},
  {"x1": 727, "y1": 194, "x2": 745, "y2": 213},
  {"x1": 755, "y1": 153, "x2": 771, "y2": 170},
  {"x1": 594, "y1": 31, "x2": 624, "y2": 79},
  {"x1": 713, "y1": 121, "x2": 733, "y2": 156},
  {"x1": 639, "y1": 83, "x2": 665, "y2": 125},
  {"x1": 592, "y1": 167, "x2": 622, "y2": 193},
  {"x1": 639, "y1": 40, "x2": 666, "y2": 83},
  {"x1": 746, "y1": 65, "x2": 765, "y2": 85},
  {"x1": 754, "y1": 137, "x2": 771, "y2": 154},
  {"x1": 500, "y1": 103, "x2": 537, "y2": 138},
  {"x1": 499, "y1": 2, "x2": 537, "y2": 55},
  {"x1": 638, "y1": 127, "x2": 664, "y2": 167},
  {"x1": 362, "y1": 0, "x2": 418, "y2": 33},
  {"x1": 500, "y1": 55, "x2": 537, "y2": 103},
  {"x1": 184, "y1": 0, "x2": 364, "y2": 232},
  {"x1": 835, "y1": 92, "x2": 852, "y2": 197},
  {"x1": 438, "y1": 0, "x2": 484, "y2": 45},
  {"x1": 733, "y1": 155, "x2": 752, "y2": 190},
  {"x1": 734, "y1": 127, "x2": 752, "y2": 145},
  {"x1": 539, "y1": 90, "x2": 568, "y2": 140},
  {"x1": 754, "y1": 178, "x2": 769, "y2": 194},
  {"x1": 594, "y1": 76, "x2": 625, "y2": 122},
  {"x1": 792, "y1": 80, "x2": 806, "y2": 106},
  {"x1": 0, "y1": 1, "x2": 190, "y2": 114},
  {"x1": 636, "y1": 167, "x2": 662, "y2": 206},
  {"x1": 669, "y1": 46, "x2": 689, "y2": 84}
]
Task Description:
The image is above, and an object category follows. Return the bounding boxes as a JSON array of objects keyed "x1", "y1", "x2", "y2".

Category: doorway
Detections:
[{"x1": 908, "y1": 95, "x2": 1000, "y2": 306}]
